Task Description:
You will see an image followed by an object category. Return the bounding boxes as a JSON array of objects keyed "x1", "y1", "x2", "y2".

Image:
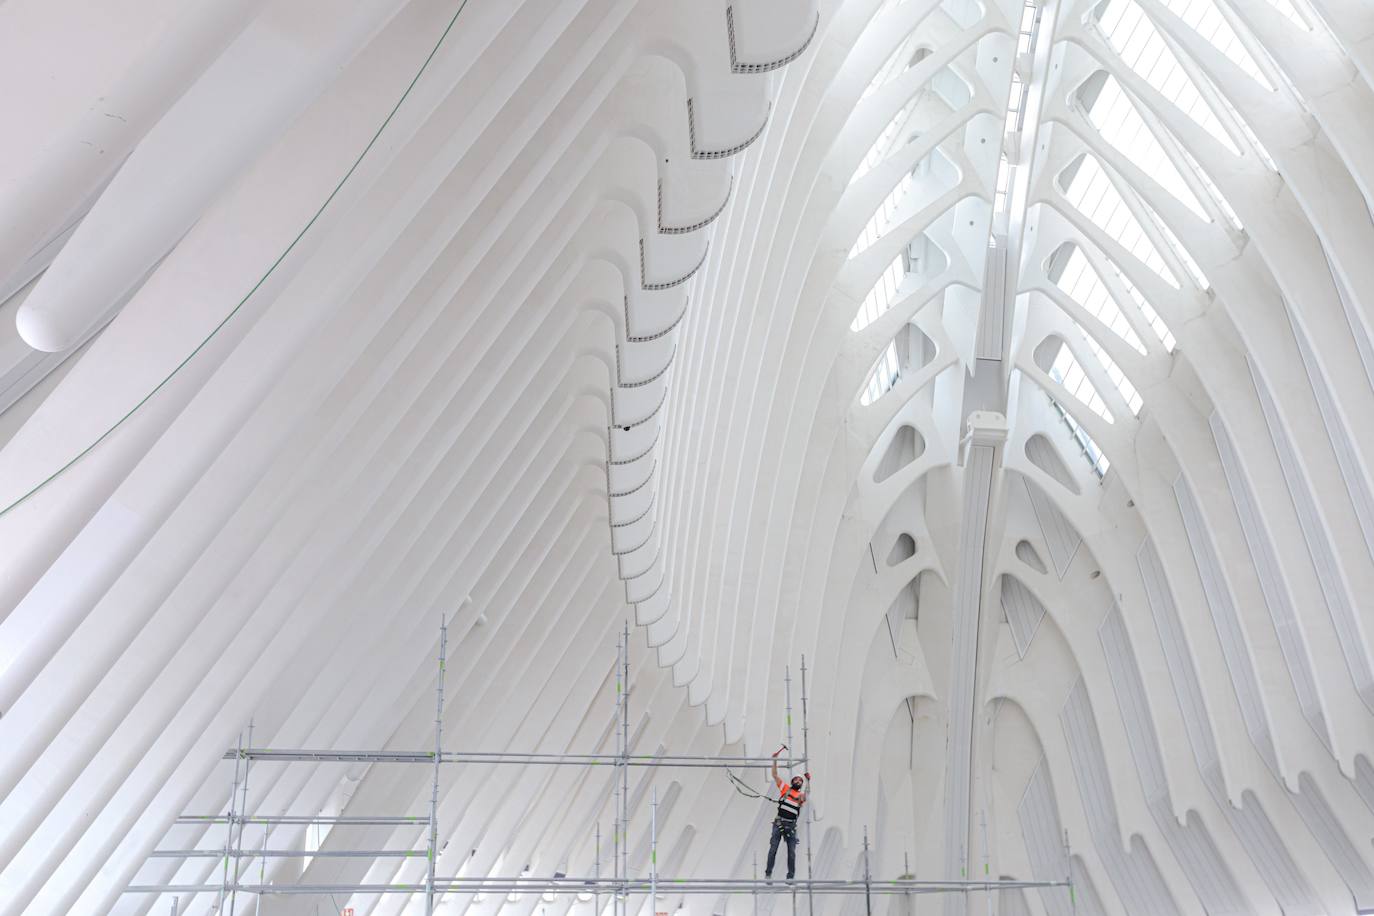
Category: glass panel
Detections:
[
  {"x1": 851, "y1": 172, "x2": 916, "y2": 258},
  {"x1": 861, "y1": 339, "x2": 903, "y2": 405},
  {"x1": 1061, "y1": 154, "x2": 1180, "y2": 289},
  {"x1": 1154, "y1": 0, "x2": 1273, "y2": 90},
  {"x1": 1082, "y1": 328, "x2": 1143, "y2": 415},
  {"x1": 1097, "y1": 0, "x2": 1242, "y2": 152},
  {"x1": 1049, "y1": 342, "x2": 1115, "y2": 423},
  {"x1": 1083, "y1": 75, "x2": 1208, "y2": 219},
  {"x1": 852, "y1": 254, "x2": 907, "y2": 331},
  {"x1": 1053, "y1": 245, "x2": 1148, "y2": 355},
  {"x1": 1049, "y1": 393, "x2": 1112, "y2": 477},
  {"x1": 852, "y1": 97, "x2": 920, "y2": 185}
]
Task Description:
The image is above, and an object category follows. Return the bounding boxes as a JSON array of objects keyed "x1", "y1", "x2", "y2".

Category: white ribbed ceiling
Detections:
[{"x1": 2, "y1": 0, "x2": 1374, "y2": 914}]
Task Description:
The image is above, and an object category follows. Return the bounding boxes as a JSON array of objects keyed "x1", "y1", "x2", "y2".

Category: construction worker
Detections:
[{"x1": 765, "y1": 747, "x2": 809, "y2": 881}]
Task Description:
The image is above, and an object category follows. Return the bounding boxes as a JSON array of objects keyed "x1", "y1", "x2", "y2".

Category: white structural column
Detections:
[{"x1": 942, "y1": 415, "x2": 1007, "y2": 916}]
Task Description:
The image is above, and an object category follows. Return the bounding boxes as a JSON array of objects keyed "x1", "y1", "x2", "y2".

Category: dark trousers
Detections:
[{"x1": 766, "y1": 818, "x2": 798, "y2": 878}]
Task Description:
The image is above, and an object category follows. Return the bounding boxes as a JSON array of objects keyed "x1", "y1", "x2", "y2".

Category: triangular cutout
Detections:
[
  {"x1": 887, "y1": 532, "x2": 916, "y2": 566},
  {"x1": 1026, "y1": 433, "x2": 1082, "y2": 495},
  {"x1": 1016, "y1": 539, "x2": 1048, "y2": 575},
  {"x1": 874, "y1": 424, "x2": 928, "y2": 483}
]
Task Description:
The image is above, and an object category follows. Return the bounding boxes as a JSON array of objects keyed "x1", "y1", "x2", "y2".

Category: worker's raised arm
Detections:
[{"x1": 771, "y1": 746, "x2": 782, "y2": 786}]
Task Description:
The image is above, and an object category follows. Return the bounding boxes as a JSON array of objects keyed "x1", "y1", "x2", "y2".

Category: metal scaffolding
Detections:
[
  {"x1": 126, "y1": 621, "x2": 1073, "y2": 911},
  {"x1": 128, "y1": 876, "x2": 1070, "y2": 896}
]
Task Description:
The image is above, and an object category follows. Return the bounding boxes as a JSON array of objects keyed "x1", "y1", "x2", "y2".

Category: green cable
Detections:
[{"x1": 0, "y1": 0, "x2": 472, "y2": 520}]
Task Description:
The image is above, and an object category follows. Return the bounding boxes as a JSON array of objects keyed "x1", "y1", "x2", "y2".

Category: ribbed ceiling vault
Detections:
[{"x1": 2, "y1": 0, "x2": 1374, "y2": 914}]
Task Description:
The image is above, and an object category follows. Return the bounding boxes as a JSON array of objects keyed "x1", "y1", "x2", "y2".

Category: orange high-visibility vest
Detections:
[{"x1": 776, "y1": 783, "x2": 804, "y2": 823}]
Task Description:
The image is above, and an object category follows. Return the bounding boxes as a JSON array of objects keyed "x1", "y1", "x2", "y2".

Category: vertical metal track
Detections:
[{"x1": 784, "y1": 666, "x2": 794, "y2": 762}]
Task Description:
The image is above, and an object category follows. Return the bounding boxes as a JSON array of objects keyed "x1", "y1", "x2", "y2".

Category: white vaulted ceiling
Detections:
[{"x1": 2, "y1": 0, "x2": 1374, "y2": 914}]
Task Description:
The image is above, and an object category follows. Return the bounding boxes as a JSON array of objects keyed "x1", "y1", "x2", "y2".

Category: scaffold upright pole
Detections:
[
  {"x1": 980, "y1": 809, "x2": 991, "y2": 916},
  {"x1": 427, "y1": 617, "x2": 449, "y2": 916},
  {"x1": 228, "y1": 718, "x2": 254, "y2": 916},
  {"x1": 1064, "y1": 829, "x2": 1076, "y2": 916},
  {"x1": 258, "y1": 827, "x2": 267, "y2": 916},
  {"x1": 218, "y1": 730, "x2": 243, "y2": 913},
  {"x1": 595, "y1": 822, "x2": 602, "y2": 916},
  {"x1": 620, "y1": 621, "x2": 631, "y2": 916},
  {"x1": 862, "y1": 826, "x2": 873, "y2": 916},
  {"x1": 650, "y1": 787, "x2": 658, "y2": 916},
  {"x1": 904, "y1": 852, "x2": 912, "y2": 916},
  {"x1": 800, "y1": 655, "x2": 815, "y2": 916},
  {"x1": 753, "y1": 854, "x2": 759, "y2": 916},
  {"x1": 613, "y1": 627, "x2": 624, "y2": 916}
]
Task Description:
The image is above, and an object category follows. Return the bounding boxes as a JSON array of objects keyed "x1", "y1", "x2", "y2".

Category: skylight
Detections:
[
  {"x1": 1095, "y1": 0, "x2": 1241, "y2": 154},
  {"x1": 851, "y1": 97, "x2": 919, "y2": 185},
  {"x1": 1151, "y1": 0, "x2": 1273, "y2": 91},
  {"x1": 1048, "y1": 343, "x2": 1115, "y2": 424},
  {"x1": 1052, "y1": 395, "x2": 1112, "y2": 477},
  {"x1": 1205, "y1": 78, "x2": 1278, "y2": 169},
  {"x1": 1082, "y1": 331, "x2": 1143, "y2": 415},
  {"x1": 1143, "y1": 198, "x2": 1210, "y2": 289},
  {"x1": 1176, "y1": 143, "x2": 1241, "y2": 228},
  {"x1": 860, "y1": 31, "x2": 925, "y2": 101},
  {"x1": 1061, "y1": 154, "x2": 1179, "y2": 289},
  {"x1": 993, "y1": 154, "x2": 1011, "y2": 215},
  {"x1": 852, "y1": 253, "x2": 906, "y2": 331},
  {"x1": 1116, "y1": 267, "x2": 1177, "y2": 351},
  {"x1": 1081, "y1": 74, "x2": 1208, "y2": 220},
  {"x1": 1052, "y1": 244, "x2": 1148, "y2": 355},
  {"x1": 861, "y1": 340, "x2": 903, "y2": 405},
  {"x1": 851, "y1": 172, "x2": 914, "y2": 258}
]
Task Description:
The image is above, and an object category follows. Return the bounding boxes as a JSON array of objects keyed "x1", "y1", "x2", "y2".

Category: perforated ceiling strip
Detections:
[
  {"x1": 1017, "y1": 757, "x2": 1079, "y2": 916},
  {"x1": 1021, "y1": 475, "x2": 1082, "y2": 578},
  {"x1": 1060, "y1": 680, "x2": 1179, "y2": 916},
  {"x1": 1172, "y1": 475, "x2": 1277, "y2": 770},
  {"x1": 1209, "y1": 410, "x2": 1330, "y2": 745},
  {"x1": 1288, "y1": 309, "x2": 1374, "y2": 562},
  {"x1": 1137, "y1": 539, "x2": 1320, "y2": 912},
  {"x1": 1100, "y1": 605, "x2": 1249, "y2": 914},
  {"x1": 1000, "y1": 574, "x2": 1046, "y2": 658},
  {"x1": 1249, "y1": 359, "x2": 1374, "y2": 708}
]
